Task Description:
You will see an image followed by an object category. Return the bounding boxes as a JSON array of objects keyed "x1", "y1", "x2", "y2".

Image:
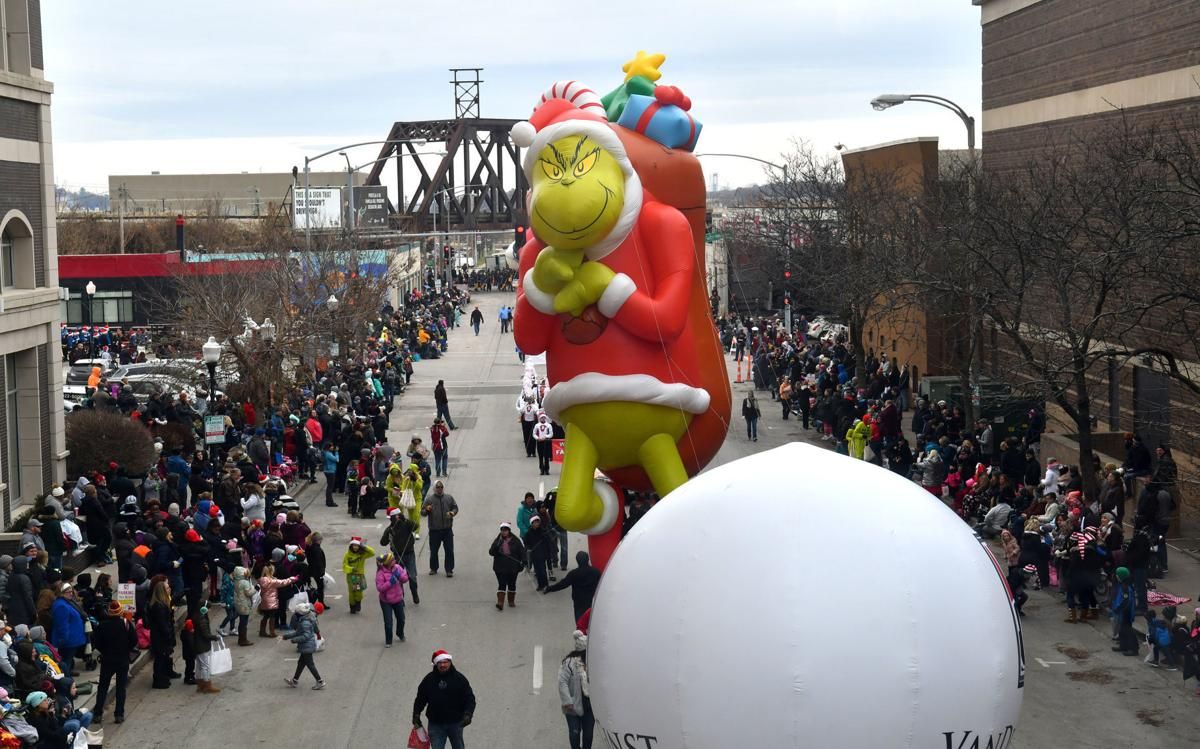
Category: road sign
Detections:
[{"x1": 204, "y1": 415, "x2": 225, "y2": 445}]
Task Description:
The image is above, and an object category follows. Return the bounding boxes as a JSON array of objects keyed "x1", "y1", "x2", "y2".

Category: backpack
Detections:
[{"x1": 1152, "y1": 620, "x2": 1171, "y2": 648}]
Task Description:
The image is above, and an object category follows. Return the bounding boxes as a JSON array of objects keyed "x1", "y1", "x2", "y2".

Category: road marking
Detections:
[
  {"x1": 375, "y1": 523, "x2": 383, "y2": 529},
  {"x1": 1035, "y1": 658, "x2": 1066, "y2": 668},
  {"x1": 325, "y1": 594, "x2": 344, "y2": 600},
  {"x1": 538, "y1": 480, "x2": 545, "y2": 500},
  {"x1": 532, "y1": 645, "x2": 544, "y2": 694}
]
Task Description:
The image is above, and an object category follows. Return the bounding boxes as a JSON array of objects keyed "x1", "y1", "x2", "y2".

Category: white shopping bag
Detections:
[
  {"x1": 287, "y1": 591, "x2": 310, "y2": 612},
  {"x1": 209, "y1": 637, "x2": 233, "y2": 675}
]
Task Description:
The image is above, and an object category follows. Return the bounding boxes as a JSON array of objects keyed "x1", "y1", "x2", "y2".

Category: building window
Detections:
[
  {"x1": 66, "y1": 290, "x2": 134, "y2": 324},
  {"x1": 4, "y1": 355, "x2": 19, "y2": 506},
  {"x1": 0, "y1": 228, "x2": 13, "y2": 289},
  {"x1": 0, "y1": 215, "x2": 33, "y2": 290}
]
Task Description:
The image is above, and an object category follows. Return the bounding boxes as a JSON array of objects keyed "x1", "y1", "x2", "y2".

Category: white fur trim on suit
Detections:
[
  {"x1": 522, "y1": 268, "x2": 558, "y2": 315},
  {"x1": 541, "y1": 373, "x2": 711, "y2": 422},
  {"x1": 581, "y1": 480, "x2": 621, "y2": 536},
  {"x1": 597, "y1": 272, "x2": 636, "y2": 318},
  {"x1": 521, "y1": 119, "x2": 643, "y2": 262}
]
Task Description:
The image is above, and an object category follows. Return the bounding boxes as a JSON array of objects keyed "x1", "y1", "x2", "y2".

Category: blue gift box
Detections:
[{"x1": 617, "y1": 93, "x2": 702, "y2": 152}]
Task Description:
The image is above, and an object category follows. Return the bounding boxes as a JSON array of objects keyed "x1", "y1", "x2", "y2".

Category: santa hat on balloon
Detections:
[{"x1": 510, "y1": 81, "x2": 643, "y2": 261}]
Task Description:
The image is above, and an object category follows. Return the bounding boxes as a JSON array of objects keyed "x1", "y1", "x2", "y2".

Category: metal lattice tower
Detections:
[{"x1": 450, "y1": 68, "x2": 483, "y2": 119}]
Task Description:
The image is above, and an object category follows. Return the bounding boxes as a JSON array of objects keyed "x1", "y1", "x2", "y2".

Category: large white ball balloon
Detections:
[{"x1": 590, "y1": 443, "x2": 1024, "y2": 749}]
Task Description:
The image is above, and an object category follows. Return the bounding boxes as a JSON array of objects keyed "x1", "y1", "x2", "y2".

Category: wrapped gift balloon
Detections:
[{"x1": 616, "y1": 85, "x2": 702, "y2": 151}]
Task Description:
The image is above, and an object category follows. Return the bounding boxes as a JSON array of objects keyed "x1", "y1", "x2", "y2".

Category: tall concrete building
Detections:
[{"x1": 0, "y1": 0, "x2": 66, "y2": 524}]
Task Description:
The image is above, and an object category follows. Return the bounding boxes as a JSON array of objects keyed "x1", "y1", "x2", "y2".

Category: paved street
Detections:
[{"x1": 100, "y1": 294, "x2": 1200, "y2": 748}]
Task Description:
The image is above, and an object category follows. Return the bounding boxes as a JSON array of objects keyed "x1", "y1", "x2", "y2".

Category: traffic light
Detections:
[
  {"x1": 784, "y1": 270, "x2": 792, "y2": 280},
  {"x1": 442, "y1": 245, "x2": 451, "y2": 262},
  {"x1": 514, "y1": 225, "x2": 528, "y2": 248}
]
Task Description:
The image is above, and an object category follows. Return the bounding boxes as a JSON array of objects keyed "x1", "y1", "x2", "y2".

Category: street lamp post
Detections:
[
  {"x1": 202, "y1": 335, "x2": 222, "y2": 473},
  {"x1": 694, "y1": 153, "x2": 792, "y2": 333},
  {"x1": 338, "y1": 152, "x2": 355, "y2": 236},
  {"x1": 84, "y1": 280, "x2": 97, "y2": 360},
  {"x1": 869, "y1": 93, "x2": 976, "y2": 155},
  {"x1": 260, "y1": 317, "x2": 277, "y2": 414},
  {"x1": 327, "y1": 294, "x2": 339, "y2": 364},
  {"x1": 870, "y1": 92, "x2": 981, "y2": 412},
  {"x1": 302, "y1": 139, "x2": 427, "y2": 249}
]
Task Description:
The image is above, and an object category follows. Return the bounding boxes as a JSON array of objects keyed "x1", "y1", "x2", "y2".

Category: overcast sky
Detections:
[{"x1": 43, "y1": 0, "x2": 981, "y2": 196}]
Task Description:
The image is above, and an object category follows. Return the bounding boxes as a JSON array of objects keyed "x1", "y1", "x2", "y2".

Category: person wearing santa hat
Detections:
[
  {"x1": 533, "y1": 411, "x2": 555, "y2": 476},
  {"x1": 413, "y1": 650, "x2": 475, "y2": 749},
  {"x1": 512, "y1": 81, "x2": 715, "y2": 535},
  {"x1": 342, "y1": 537, "x2": 375, "y2": 614}
]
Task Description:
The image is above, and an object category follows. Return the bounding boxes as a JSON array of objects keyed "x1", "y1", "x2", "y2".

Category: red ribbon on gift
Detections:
[
  {"x1": 654, "y1": 85, "x2": 692, "y2": 111},
  {"x1": 635, "y1": 85, "x2": 698, "y2": 150}
]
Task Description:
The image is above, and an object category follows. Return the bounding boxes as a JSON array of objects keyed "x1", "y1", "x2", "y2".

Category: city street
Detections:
[{"x1": 103, "y1": 294, "x2": 1200, "y2": 748}]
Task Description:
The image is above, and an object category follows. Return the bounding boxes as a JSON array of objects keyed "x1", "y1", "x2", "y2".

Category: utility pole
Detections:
[{"x1": 118, "y1": 183, "x2": 126, "y2": 253}]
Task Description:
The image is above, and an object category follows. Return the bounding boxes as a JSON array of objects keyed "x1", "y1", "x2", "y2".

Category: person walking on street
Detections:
[
  {"x1": 374, "y1": 552, "x2": 408, "y2": 647},
  {"x1": 434, "y1": 380, "x2": 457, "y2": 430},
  {"x1": 470, "y1": 306, "x2": 484, "y2": 336},
  {"x1": 526, "y1": 515, "x2": 553, "y2": 591},
  {"x1": 381, "y1": 508, "x2": 421, "y2": 605},
  {"x1": 342, "y1": 538, "x2": 375, "y2": 614},
  {"x1": 92, "y1": 601, "x2": 136, "y2": 725},
  {"x1": 283, "y1": 602, "x2": 325, "y2": 690},
  {"x1": 544, "y1": 551, "x2": 602, "y2": 623},
  {"x1": 422, "y1": 481, "x2": 459, "y2": 577},
  {"x1": 533, "y1": 412, "x2": 554, "y2": 475},
  {"x1": 413, "y1": 650, "x2": 476, "y2": 749},
  {"x1": 741, "y1": 391, "x2": 760, "y2": 442},
  {"x1": 430, "y1": 417, "x2": 450, "y2": 478},
  {"x1": 558, "y1": 630, "x2": 594, "y2": 749},
  {"x1": 489, "y1": 522, "x2": 526, "y2": 610}
]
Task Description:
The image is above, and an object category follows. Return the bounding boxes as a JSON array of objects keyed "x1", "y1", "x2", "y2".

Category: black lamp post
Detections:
[
  {"x1": 202, "y1": 336, "x2": 222, "y2": 472},
  {"x1": 84, "y1": 280, "x2": 97, "y2": 361}
]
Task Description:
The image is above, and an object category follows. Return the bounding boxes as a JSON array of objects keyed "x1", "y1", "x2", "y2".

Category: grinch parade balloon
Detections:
[
  {"x1": 588, "y1": 443, "x2": 1026, "y2": 748},
  {"x1": 513, "y1": 52, "x2": 731, "y2": 569}
]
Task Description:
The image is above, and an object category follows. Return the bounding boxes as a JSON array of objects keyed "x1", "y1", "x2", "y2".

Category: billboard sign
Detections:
[
  {"x1": 353, "y1": 186, "x2": 389, "y2": 228},
  {"x1": 294, "y1": 187, "x2": 343, "y2": 229}
]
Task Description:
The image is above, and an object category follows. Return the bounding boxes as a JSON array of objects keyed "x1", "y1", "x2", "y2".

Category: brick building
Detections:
[
  {"x1": 0, "y1": 0, "x2": 66, "y2": 524},
  {"x1": 975, "y1": 0, "x2": 1200, "y2": 520}
]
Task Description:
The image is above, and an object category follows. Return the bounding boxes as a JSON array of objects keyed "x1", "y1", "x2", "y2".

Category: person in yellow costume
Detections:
[
  {"x1": 513, "y1": 85, "x2": 712, "y2": 536},
  {"x1": 342, "y1": 537, "x2": 375, "y2": 614},
  {"x1": 385, "y1": 463, "x2": 424, "y2": 535},
  {"x1": 846, "y1": 419, "x2": 870, "y2": 461}
]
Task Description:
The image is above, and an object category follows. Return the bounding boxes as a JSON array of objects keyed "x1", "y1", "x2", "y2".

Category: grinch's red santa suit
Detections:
[{"x1": 513, "y1": 84, "x2": 711, "y2": 426}]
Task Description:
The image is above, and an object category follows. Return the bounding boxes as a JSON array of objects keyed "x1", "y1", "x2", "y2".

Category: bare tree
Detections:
[{"x1": 148, "y1": 235, "x2": 397, "y2": 420}]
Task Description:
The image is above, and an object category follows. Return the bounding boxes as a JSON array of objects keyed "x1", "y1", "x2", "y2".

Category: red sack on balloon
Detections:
[{"x1": 407, "y1": 727, "x2": 430, "y2": 749}]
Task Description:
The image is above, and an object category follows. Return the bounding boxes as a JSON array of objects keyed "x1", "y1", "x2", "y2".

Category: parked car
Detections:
[{"x1": 64, "y1": 362, "x2": 126, "y2": 386}]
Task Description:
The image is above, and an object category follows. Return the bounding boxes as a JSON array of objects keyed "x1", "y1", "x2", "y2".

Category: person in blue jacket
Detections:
[
  {"x1": 166, "y1": 448, "x2": 192, "y2": 506},
  {"x1": 1111, "y1": 567, "x2": 1139, "y2": 656},
  {"x1": 51, "y1": 584, "x2": 88, "y2": 677},
  {"x1": 323, "y1": 443, "x2": 340, "y2": 508}
]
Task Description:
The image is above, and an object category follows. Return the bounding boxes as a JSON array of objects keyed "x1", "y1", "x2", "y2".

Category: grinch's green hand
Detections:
[
  {"x1": 532, "y1": 247, "x2": 583, "y2": 295},
  {"x1": 553, "y1": 261, "x2": 615, "y2": 316}
]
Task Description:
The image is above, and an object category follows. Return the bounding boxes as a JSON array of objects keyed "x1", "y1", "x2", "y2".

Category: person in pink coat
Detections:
[
  {"x1": 374, "y1": 552, "x2": 409, "y2": 647},
  {"x1": 256, "y1": 563, "x2": 297, "y2": 638}
]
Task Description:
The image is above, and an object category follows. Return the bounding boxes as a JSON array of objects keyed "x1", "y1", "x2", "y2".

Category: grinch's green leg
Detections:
[
  {"x1": 556, "y1": 422, "x2": 602, "y2": 531},
  {"x1": 638, "y1": 432, "x2": 690, "y2": 498}
]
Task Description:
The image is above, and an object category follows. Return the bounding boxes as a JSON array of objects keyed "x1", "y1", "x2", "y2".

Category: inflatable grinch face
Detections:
[{"x1": 531, "y1": 134, "x2": 626, "y2": 250}]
